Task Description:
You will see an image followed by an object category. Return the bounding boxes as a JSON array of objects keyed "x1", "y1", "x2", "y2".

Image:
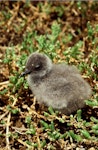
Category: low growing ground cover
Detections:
[{"x1": 0, "y1": 1, "x2": 98, "y2": 150}]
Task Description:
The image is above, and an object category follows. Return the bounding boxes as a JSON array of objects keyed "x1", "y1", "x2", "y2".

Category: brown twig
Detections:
[
  {"x1": 0, "y1": 81, "x2": 9, "y2": 86},
  {"x1": 17, "y1": 139, "x2": 33, "y2": 149},
  {"x1": 6, "y1": 112, "x2": 11, "y2": 150},
  {"x1": 37, "y1": 134, "x2": 41, "y2": 150},
  {"x1": 0, "y1": 111, "x2": 9, "y2": 121},
  {"x1": 7, "y1": 3, "x2": 20, "y2": 29}
]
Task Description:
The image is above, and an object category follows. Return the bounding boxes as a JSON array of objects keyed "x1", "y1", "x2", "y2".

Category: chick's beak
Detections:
[{"x1": 20, "y1": 69, "x2": 31, "y2": 77}]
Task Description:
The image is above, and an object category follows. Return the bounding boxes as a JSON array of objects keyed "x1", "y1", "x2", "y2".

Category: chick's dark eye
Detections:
[{"x1": 35, "y1": 64, "x2": 41, "y2": 70}]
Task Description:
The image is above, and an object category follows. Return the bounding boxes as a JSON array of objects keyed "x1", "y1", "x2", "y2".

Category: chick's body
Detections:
[{"x1": 24, "y1": 53, "x2": 92, "y2": 115}]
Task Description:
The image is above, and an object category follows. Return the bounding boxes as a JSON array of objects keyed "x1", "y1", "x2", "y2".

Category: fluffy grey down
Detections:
[{"x1": 22, "y1": 52, "x2": 92, "y2": 115}]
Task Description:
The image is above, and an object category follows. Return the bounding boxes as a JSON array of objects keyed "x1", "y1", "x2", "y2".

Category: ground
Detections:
[{"x1": 0, "y1": 1, "x2": 98, "y2": 150}]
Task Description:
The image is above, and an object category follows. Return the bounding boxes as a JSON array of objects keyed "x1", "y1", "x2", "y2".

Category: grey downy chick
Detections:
[{"x1": 21, "y1": 52, "x2": 92, "y2": 115}]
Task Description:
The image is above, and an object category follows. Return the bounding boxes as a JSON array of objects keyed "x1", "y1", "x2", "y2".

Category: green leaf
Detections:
[{"x1": 81, "y1": 130, "x2": 91, "y2": 139}]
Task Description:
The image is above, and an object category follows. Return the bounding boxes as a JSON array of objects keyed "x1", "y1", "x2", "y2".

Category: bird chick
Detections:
[{"x1": 21, "y1": 52, "x2": 92, "y2": 115}]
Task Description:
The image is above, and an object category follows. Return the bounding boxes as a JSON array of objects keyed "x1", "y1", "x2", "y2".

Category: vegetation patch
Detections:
[{"x1": 0, "y1": 1, "x2": 98, "y2": 150}]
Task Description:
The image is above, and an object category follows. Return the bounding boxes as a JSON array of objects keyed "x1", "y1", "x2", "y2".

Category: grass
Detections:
[{"x1": 0, "y1": 1, "x2": 98, "y2": 150}]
